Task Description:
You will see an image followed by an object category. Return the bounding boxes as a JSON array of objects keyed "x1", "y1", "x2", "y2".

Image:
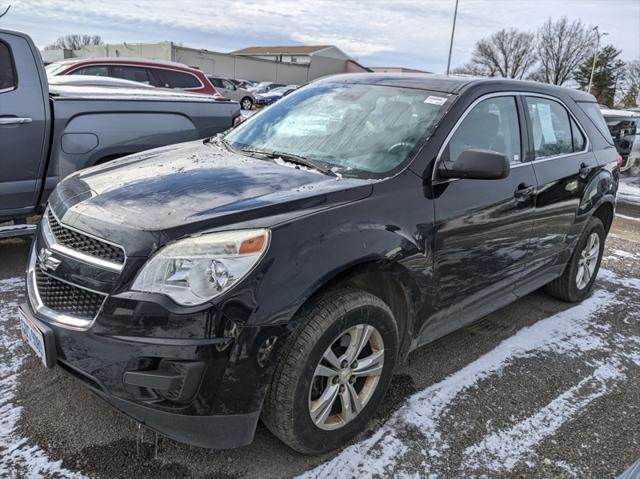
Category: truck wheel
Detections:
[
  {"x1": 261, "y1": 288, "x2": 398, "y2": 454},
  {"x1": 241, "y1": 97, "x2": 253, "y2": 110},
  {"x1": 546, "y1": 217, "x2": 605, "y2": 302}
]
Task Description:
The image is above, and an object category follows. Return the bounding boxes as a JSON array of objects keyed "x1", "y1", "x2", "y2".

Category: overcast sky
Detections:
[{"x1": 2, "y1": 0, "x2": 639, "y2": 72}]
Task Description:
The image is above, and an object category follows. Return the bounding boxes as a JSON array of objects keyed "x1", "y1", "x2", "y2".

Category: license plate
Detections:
[{"x1": 20, "y1": 310, "x2": 47, "y2": 366}]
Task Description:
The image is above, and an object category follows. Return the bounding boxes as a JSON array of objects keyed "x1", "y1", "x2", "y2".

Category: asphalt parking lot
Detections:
[{"x1": 0, "y1": 213, "x2": 638, "y2": 479}]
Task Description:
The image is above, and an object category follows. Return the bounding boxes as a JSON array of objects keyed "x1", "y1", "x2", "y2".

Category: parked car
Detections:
[
  {"x1": 250, "y1": 81, "x2": 285, "y2": 94},
  {"x1": 48, "y1": 74, "x2": 156, "y2": 89},
  {"x1": 602, "y1": 108, "x2": 640, "y2": 176},
  {"x1": 0, "y1": 29, "x2": 240, "y2": 237},
  {"x1": 20, "y1": 72, "x2": 618, "y2": 455},
  {"x1": 208, "y1": 76, "x2": 255, "y2": 110},
  {"x1": 46, "y1": 57, "x2": 219, "y2": 96},
  {"x1": 254, "y1": 85, "x2": 297, "y2": 106},
  {"x1": 231, "y1": 78, "x2": 257, "y2": 90}
]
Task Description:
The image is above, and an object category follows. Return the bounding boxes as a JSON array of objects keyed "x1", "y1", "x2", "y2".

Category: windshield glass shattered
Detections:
[{"x1": 225, "y1": 82, "x2": 449, "y2": 178}]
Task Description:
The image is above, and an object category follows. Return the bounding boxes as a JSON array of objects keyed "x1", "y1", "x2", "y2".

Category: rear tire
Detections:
[
  {"x1": 546, "y1": 217, "x2": 605, "y2": 302},
  {"x1": 261, "y1": 288, "x2": 398, "y2": 454}
]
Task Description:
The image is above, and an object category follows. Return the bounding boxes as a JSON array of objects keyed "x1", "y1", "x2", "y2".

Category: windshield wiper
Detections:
[
  {"x1": 269, "y1": 151, "x2": 336, "y2": 176},
  {"x1": 240, "y1": 148, "x2": 336, "y2": 176}
]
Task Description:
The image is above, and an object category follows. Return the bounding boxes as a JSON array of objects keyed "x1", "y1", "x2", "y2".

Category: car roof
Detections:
[
  {"x1": 52, "y1": 57, "x2": 199, "y2": 72},
  {"x1": 315, "y1": 73, "x2": 597, "y2": 102}
]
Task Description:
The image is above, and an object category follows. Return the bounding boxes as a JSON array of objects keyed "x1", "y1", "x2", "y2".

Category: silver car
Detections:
[{"x1": 208, "y1": 77, "x2": 255, "y2": 110}]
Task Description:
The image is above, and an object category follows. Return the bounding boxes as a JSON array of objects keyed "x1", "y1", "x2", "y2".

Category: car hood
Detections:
[{"x1": 49, "y1": 140, "x2": 372, "y2": 256}]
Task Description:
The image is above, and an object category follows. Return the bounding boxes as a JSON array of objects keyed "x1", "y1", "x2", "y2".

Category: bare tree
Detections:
[
  {"x1": 0, "y1": 4, "x2": 10, "y2": 19},
  {"x1": 467, "y1": 29, "x2": 537, "y2": 79},
  {"x1": 535, "y1": 17, "x2": 594, "y2": 85},
  {"x1": 44, "y1": 34, "x2": 103, "y2": 51}
]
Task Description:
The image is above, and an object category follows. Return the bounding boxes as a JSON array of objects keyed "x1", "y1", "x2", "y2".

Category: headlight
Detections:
[{"x1": 131, "y1": 229, "x2": 270, "y2": 306}]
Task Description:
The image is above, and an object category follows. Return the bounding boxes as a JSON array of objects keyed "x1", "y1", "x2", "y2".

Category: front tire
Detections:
[
  {"x1": 261, "y1": 288, "x2": 398, "y2": 454},
  {"x1": 546, "y1": 217, "x2": 605, "y2": 302}
]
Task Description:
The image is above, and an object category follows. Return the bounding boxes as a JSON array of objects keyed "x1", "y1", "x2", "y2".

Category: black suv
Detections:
[{"x1": 20, "y1": 74, "x2": 619, "y2": 454}]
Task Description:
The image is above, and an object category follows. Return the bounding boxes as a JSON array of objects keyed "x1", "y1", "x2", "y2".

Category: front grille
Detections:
[
  {"x1": 47, "y1": 209, "x2": 125, "y2": 265},
  {"x1": 35, "y1": 267, "x2": 105, "y2": 320}
]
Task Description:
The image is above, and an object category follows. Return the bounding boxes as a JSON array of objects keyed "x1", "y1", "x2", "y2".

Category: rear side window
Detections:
[
  {"x1": 0, "y1": 42, "x2": 17, "y2": 91},
  {"x1": 571, "y1": 118, "x2": 586, "y2": 151},
  {"x1": 578, "y1": 101, "x2": 614, "y2": 145},
  {"x1": 208, "y1": 77, "x2": 224, "y2": 88},
  {"x1": 110, "y1": 65, "x2": 152, "y2": 84},
  {"x1": 442, "y1": 96, "x2": 522, "y2": 164},
  {"x1": 526, "y1": 97, "x2": 575, "y2": 158},
  {"x1": 71, "y1": 65, "x2": 109, "y2": 76},
  {"x1": 151, "y1": 68, "x2": 201, "y2": 89}
]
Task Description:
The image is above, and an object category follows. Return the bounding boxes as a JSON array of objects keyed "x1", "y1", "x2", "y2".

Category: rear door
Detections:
[
  {"x1": 429, "y1": 94, "x2": 537, "y2": 337},
  {"x1": 0, "y1": 32, "x2": 49, "y2": 216},
  {"x1": 519, "y1": 95, "x2": 597, "y2": 282}
]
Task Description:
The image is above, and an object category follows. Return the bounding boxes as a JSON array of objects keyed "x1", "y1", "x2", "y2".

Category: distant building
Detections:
[
  {"x1": 231, "y1": 45, "x2": 369, "y2": 80},
  {"x1": 43, "y1": 42, "x2": 369, "y2": 85},
  {"x1": 369, "y1": 67, "x2": 431, "y2": 74}
]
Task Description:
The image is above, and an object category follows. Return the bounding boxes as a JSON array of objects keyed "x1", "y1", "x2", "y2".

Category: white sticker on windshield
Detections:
[{"x1": 424, "y1": 95, "x2": 448, "y2": 105}]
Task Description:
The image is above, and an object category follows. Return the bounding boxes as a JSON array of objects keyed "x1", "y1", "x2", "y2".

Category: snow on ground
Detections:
[
  {"x1": 0, "y1": 277, "x2": 87, "y2": 478},
  {"x1": 619, "y1": 176, "x2": 640, "y2": 206},
  {"x1": 0, "y1": 265, "x2": 638, "y2": 477},
  {"x1": 300, "y1": 270, "x2": 640, "y2": 478}
]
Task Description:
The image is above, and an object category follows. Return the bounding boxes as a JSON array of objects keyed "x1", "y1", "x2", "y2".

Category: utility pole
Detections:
[
  {"x1": 445, "y1": 0, "x2": 459, "y2": 75},
  {"x1": 587, "y1": 26, "x2": 608, "y2": 94}
]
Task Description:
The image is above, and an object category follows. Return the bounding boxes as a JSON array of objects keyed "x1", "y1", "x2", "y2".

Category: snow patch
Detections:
[
  {"x1": 0, "y1": 278, "x2": 87, "y2": 477},
  {"x1": 463, "y1": 359, "x2": 624, "y2": 471}
]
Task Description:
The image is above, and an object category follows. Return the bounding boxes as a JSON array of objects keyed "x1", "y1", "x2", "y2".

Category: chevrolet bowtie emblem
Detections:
[{"x1": 38, "y1": 248, "x2": 61, "y2": 273}]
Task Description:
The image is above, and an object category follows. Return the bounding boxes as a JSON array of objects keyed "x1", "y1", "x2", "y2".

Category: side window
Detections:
[
  {"x1": 71, "y1": 65, "x2": 109, "y2": 76},
  {"x1": 526, "y1": 97, "x2": 573, "y2": 158},
  {"x1": 110, "y1": 65, "x2": 151, "y2": 83},
  {"x1": 222, "y1": 79, "x2": 236, "y2": 90},
  {"x1": 152, "y1": 69, "x2": 201, "y2": 89},
  {"x1": 570, "y1": 118, "x2": 586, "y2": 151},
  {"x1": 0, "y1": 41, "x2": 16, "y2": 91},
  {"x1": 208, "y1": 77, "x2": 224, "y2": 88},
  {"x1": 442, "y1": 96, "x2": 521, "y2": 165}
]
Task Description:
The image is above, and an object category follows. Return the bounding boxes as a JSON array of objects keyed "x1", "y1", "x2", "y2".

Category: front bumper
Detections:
[
  {"x1": 21, "y1": 208, "x2": 292, "y2": 448},
  {"x1": 19, "y1": 300, "x2": 272, "y2": 448}
]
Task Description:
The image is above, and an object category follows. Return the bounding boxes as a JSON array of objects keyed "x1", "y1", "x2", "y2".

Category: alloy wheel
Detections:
[
  {"x1": 576, "y1": 232, "x2": 600, "y2": 290},
  {"x1": 308, "y1": 324, "x2": 384, "y2": 431}
]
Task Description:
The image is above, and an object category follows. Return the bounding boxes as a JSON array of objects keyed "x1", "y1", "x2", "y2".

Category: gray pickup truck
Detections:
[{"x1": 0, "y1": 29, "x2": 240, "y2": 237}]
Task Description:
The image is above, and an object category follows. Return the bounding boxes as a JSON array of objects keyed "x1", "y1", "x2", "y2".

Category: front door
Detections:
[
  {"x1": 427, "y1": 94, "x2": 537, "y2": 339},
  {"x1": 0, "y1": 32, "x2": 49, "y2": 216}
]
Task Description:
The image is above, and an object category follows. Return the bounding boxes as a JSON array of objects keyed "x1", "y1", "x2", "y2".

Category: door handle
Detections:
[
  {"x1": 0, "y1": 117, "x2": 32, "y2": 125},
  {"x1": 514, "y1": 183, "x2": 535, "y2": 200},
  {"x1": 579, "y1": 162, "x2": 591, "y2": 177}
]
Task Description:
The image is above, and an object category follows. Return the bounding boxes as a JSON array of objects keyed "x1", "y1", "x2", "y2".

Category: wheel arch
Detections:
[
  {"x1": 591, "y1": 199, "x2": 615, "y2": 233},
  {"x1": 289, "y1": 259, "x2": 418, "y2": 361}
]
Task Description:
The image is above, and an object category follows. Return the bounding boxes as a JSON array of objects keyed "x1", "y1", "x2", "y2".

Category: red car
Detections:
[{"x1": 45, "y1": 57, "x2": 219, "y2": 96}]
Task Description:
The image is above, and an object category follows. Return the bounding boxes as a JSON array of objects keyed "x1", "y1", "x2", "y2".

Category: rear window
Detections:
[
  {"x1": 0, "y1": 41, "x2": 16, "y2": 91},
  {"x1": 578, "y1": 102, "x2": 614, "y2": 145},
  {"x1": 151, "y1": 68, "x2": 201, "y2": 89}
]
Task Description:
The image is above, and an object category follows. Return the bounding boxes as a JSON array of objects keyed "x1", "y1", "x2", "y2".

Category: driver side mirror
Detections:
[{"x1": 438, "y1": 149, "x2": 510, "y2": 180}]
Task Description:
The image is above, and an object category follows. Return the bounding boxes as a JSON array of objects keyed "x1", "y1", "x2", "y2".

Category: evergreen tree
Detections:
[{"x1": 575, "y1": 45, "x2": 625, "y2": 107}]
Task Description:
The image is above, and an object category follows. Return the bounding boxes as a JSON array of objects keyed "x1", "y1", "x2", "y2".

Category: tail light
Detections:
[
  {"x1": 233, "y1": 114, "x2": 244, "y2": 127},
  {"x1": 616, "y1": 154, "x2": 624, "y2": 171}
]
